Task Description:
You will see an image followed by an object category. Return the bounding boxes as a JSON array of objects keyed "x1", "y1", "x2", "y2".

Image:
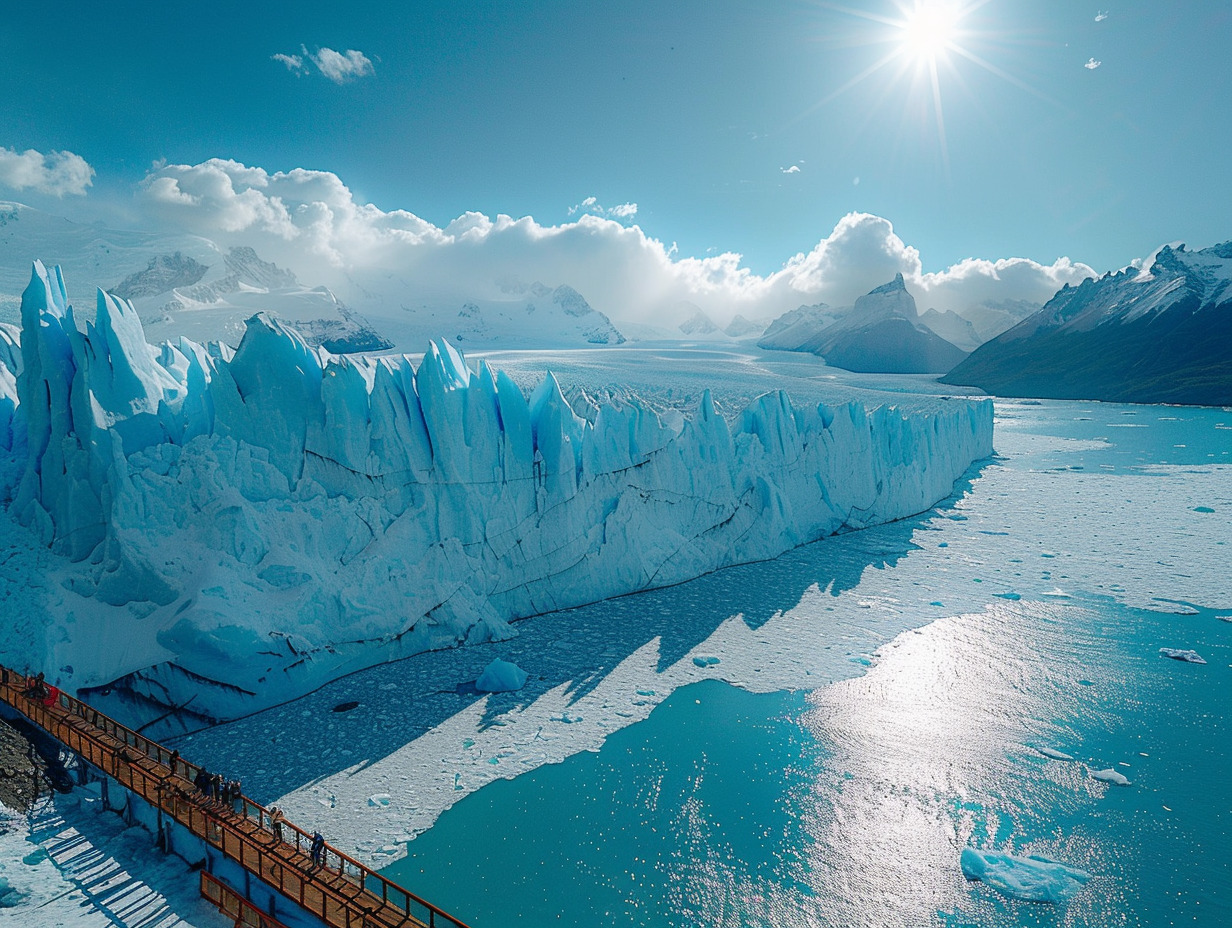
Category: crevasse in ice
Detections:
[{"x1": 0, "y1": 262, "x2": 993, "y2": 728}]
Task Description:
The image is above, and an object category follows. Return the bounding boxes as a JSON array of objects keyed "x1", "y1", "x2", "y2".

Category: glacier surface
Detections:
[{"x1": 0, "y1": 262, "x2": 991, "y2": 730}]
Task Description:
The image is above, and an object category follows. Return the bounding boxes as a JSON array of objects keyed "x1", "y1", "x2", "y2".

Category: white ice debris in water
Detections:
[
  {"x1": 960, "y1": 848, "x2": 1092, "y2": 903},
  {"x1": 475, "y1": 659, "x2": 528, "y2": 693},
  {"x1": 1091, "y1": 768, "x2": 1131, "y2": 786},
  {"x1": 1159, "y1": 647, "x2": 1207, "y2": 664},
  {"x1": 1037, "y1": 746, "x2": 1074, "y2": 761}
]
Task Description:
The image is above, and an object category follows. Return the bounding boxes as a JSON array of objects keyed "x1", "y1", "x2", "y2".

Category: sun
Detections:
[{"x1": 900, "y1": 2, "x2": 960, "y2": 63}]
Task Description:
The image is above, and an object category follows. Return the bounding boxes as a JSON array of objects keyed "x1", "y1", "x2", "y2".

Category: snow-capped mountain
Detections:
[
  {"x1": 0, "y1": 202, "x2": 624, "y2": 353},
  {"x1": 724, "y1": 314, "x2": 766, "y2": 338},
  {"x1": 123, "y1": 246, "x2": 392, "y2": 353},
  {"x1": 355, "y1": 280, "x2": 626, "y2": 349},
  {"x1": 917, "y1": 307, "x2": 982, "y2": 352},
  {"x1": 757, "y1": 302, "x2": 843, "y2": 350},
  {"x1": 942, "y1": 241, "x2": 1232, "y2": 405},
  {"x1": 678, "y1": 309, "x2": 725, "y2": 338},
  {"x1": 759, "y1": 274, "x2": 968, "y2": 373}
]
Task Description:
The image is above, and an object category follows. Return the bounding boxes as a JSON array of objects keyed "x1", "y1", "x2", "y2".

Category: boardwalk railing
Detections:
[
  {"x1": 0, "y1": 666, "x2": 472, "y2": 928},
  {"x1": 202, "y1": 871, "x2": 292, "y2": 928}
]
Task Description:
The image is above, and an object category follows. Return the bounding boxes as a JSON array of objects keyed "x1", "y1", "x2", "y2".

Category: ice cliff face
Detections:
[{"x1": 0, "y1": 263, "x2": 992, "y2": 732}]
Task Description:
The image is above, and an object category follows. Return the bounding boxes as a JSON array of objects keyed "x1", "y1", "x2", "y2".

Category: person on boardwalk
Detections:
[
  {"x1": 24, "y1": 673, "x2": 48, "y2": 701},
  {"x1": 310, "y1": 831, "x2": 326, "y2": 867},
  {"x1": 194, "y1": 768, "x2": 211, "y2": 795},
  {"x1": 268, "y1": 806, "x2": 285, "y2": 842}
]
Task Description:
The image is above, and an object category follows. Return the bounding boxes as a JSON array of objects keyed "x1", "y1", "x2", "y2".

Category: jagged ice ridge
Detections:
[{"x1": 0, "y1": 262, "x2": 992, "y2": 731}]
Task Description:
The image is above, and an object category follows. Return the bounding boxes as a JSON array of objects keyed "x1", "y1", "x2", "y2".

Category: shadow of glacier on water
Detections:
[{"x1": 168, "y1": 463, "x2": 987, "y2": 805}]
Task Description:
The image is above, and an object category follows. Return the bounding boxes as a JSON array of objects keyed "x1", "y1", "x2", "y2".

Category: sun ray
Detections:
[
  {"x1": 948, "y1": 45, "x2": 1071, "y2": 112},
  {"x1": 817, "y1": 1, "x2": 908, "y2": 29}
]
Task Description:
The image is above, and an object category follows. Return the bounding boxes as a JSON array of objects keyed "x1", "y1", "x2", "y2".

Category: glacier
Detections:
[{"x1": 0, "y1": 262, "x2": 992, "y2": 732}]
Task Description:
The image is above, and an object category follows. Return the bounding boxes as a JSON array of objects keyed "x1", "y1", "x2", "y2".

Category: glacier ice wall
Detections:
[{"x1": 0, "y1": 262, "x2": 992, "y2": 727}]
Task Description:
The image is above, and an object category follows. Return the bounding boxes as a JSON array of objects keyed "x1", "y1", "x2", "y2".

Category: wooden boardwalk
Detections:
[{"x1": 0, "y1": 667, "x2": 472, "y2": 928}]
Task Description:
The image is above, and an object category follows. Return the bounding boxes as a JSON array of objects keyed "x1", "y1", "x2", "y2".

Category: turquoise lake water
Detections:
[
  {"x1": 382, "y1": 402, "x2": 1231, "y2": 927},
  {"x1": 386, "y1": 598, "x2": 1229, "y2": 927}
]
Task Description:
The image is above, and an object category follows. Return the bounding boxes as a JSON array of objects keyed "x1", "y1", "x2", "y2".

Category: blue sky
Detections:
[{"x1": 1, "y1": 1, "x2": 1229, "y2": 293}]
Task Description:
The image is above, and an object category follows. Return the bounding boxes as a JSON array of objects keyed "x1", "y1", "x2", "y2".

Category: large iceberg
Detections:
[
  {"x1": 961, "y1": 848, "x2": 1092, "y2": 903},
  {"x1": 0, "y1": 263, "x2": 993, "y2": 731}
]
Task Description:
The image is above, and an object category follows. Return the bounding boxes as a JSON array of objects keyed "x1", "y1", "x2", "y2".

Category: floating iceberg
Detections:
[
  {"x1": 960, "y1": 848, "x2": 1092, "y2": 903},
  {"x1": 1090, "y1": 768, "x2": 1131, "y2": 786},
  {"x1": 475, "y1": 659, "x2": 528, "y2": 693},
  {"x1": 0, "y1": 263, "x2": 993, "y2": 731},
  {"x1": 1036, "y1": 747, "x2": 1074, "y2": 762},
  {"x1": 1159, "y1": 648, "x2": 1206, "y2": 664}
]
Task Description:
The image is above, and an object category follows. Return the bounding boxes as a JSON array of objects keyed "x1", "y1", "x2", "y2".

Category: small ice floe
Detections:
[
  {"x1": 368, "y1": 793, "x2": 391, "y2": 807},
  {"x1": 475, "y1": 658, "x2": 529, "y2": 692},
  {"x1": 994, "y1": 592, "x2": 1021, "y2": 601},
  {"x1": 960, "y1": 848, "x2": 1092, "y2": 903},
  {"x1": 1159, "y1": 648, "x2": 1207, "y2": 664},
  {"x1": 1217, "y1": 615, "x2": 1232, "y2": 624},
  {"x1": 692, "y1": 655, "x2": 721, "y2": 668},
  {"x1": 1037, "y1": 747, "x2": 1074, "y2": 762},
  {"x1": 1091, "y1": 768, "x2": 1131, "y2": 786}
]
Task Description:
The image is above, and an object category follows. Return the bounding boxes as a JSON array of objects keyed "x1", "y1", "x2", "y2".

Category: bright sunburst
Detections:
[
  {"x1": 899, "y1": 2, "x2": 960, "y2": 63},
  {"x1": 812, "y1": 1, "x2": 1021, "y2": 170}
]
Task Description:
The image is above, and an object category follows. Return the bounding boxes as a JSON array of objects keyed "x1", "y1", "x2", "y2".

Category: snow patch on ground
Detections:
[{"x1": 0, "y1": 794, "x2": 228, "y2": 927}]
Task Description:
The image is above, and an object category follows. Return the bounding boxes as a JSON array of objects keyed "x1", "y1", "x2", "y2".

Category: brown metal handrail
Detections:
[
  {"x1": 202, "y1": 870, "x2": 293, "y2": 928},
  {"x1": 0, "y1": 665, "x2": 471, "y2": 928}
]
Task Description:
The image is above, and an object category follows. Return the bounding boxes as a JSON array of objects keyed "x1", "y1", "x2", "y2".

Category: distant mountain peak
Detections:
[
  {"x1": 869, "y1": 272, "x2": 907, "y2": 295},
  {"x1": 943, "y1": 236, "x2": 1232, "y2": 405},
  {"x1": 678, "y1": 309, "x2": 722, "y2": 336}
]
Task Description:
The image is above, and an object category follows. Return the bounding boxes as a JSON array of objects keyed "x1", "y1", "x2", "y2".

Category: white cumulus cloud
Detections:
[
  {"x1": 0, "y1": 146, "x2": 94, "y2": 197},
  {"x1": 136, "y1": 158, "x2": 1094, "y2": 328},
  {"x1": 309, "y1": 47, "x2": 375, "y2": 83},
  {"x1": 272, "y1": 46, "x2": 375, "y2": 83},
  {"x1": 271, "y1": 53, "x2": 306, "y2": 74},
  {"x1": 567, "y1": 196, "x2": 637, "y2": 220},
  {"x1": 1085, "y1": 57, "x2": 1102, "y2": 70}
]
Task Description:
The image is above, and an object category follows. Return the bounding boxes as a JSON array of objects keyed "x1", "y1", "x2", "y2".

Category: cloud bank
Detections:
[
  {"x1": 0, "y1": 147, "x2": 94, "y2": 197},
  {"x1": 137, "y1": 158, "x2": 1094, "y2": 325}
]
